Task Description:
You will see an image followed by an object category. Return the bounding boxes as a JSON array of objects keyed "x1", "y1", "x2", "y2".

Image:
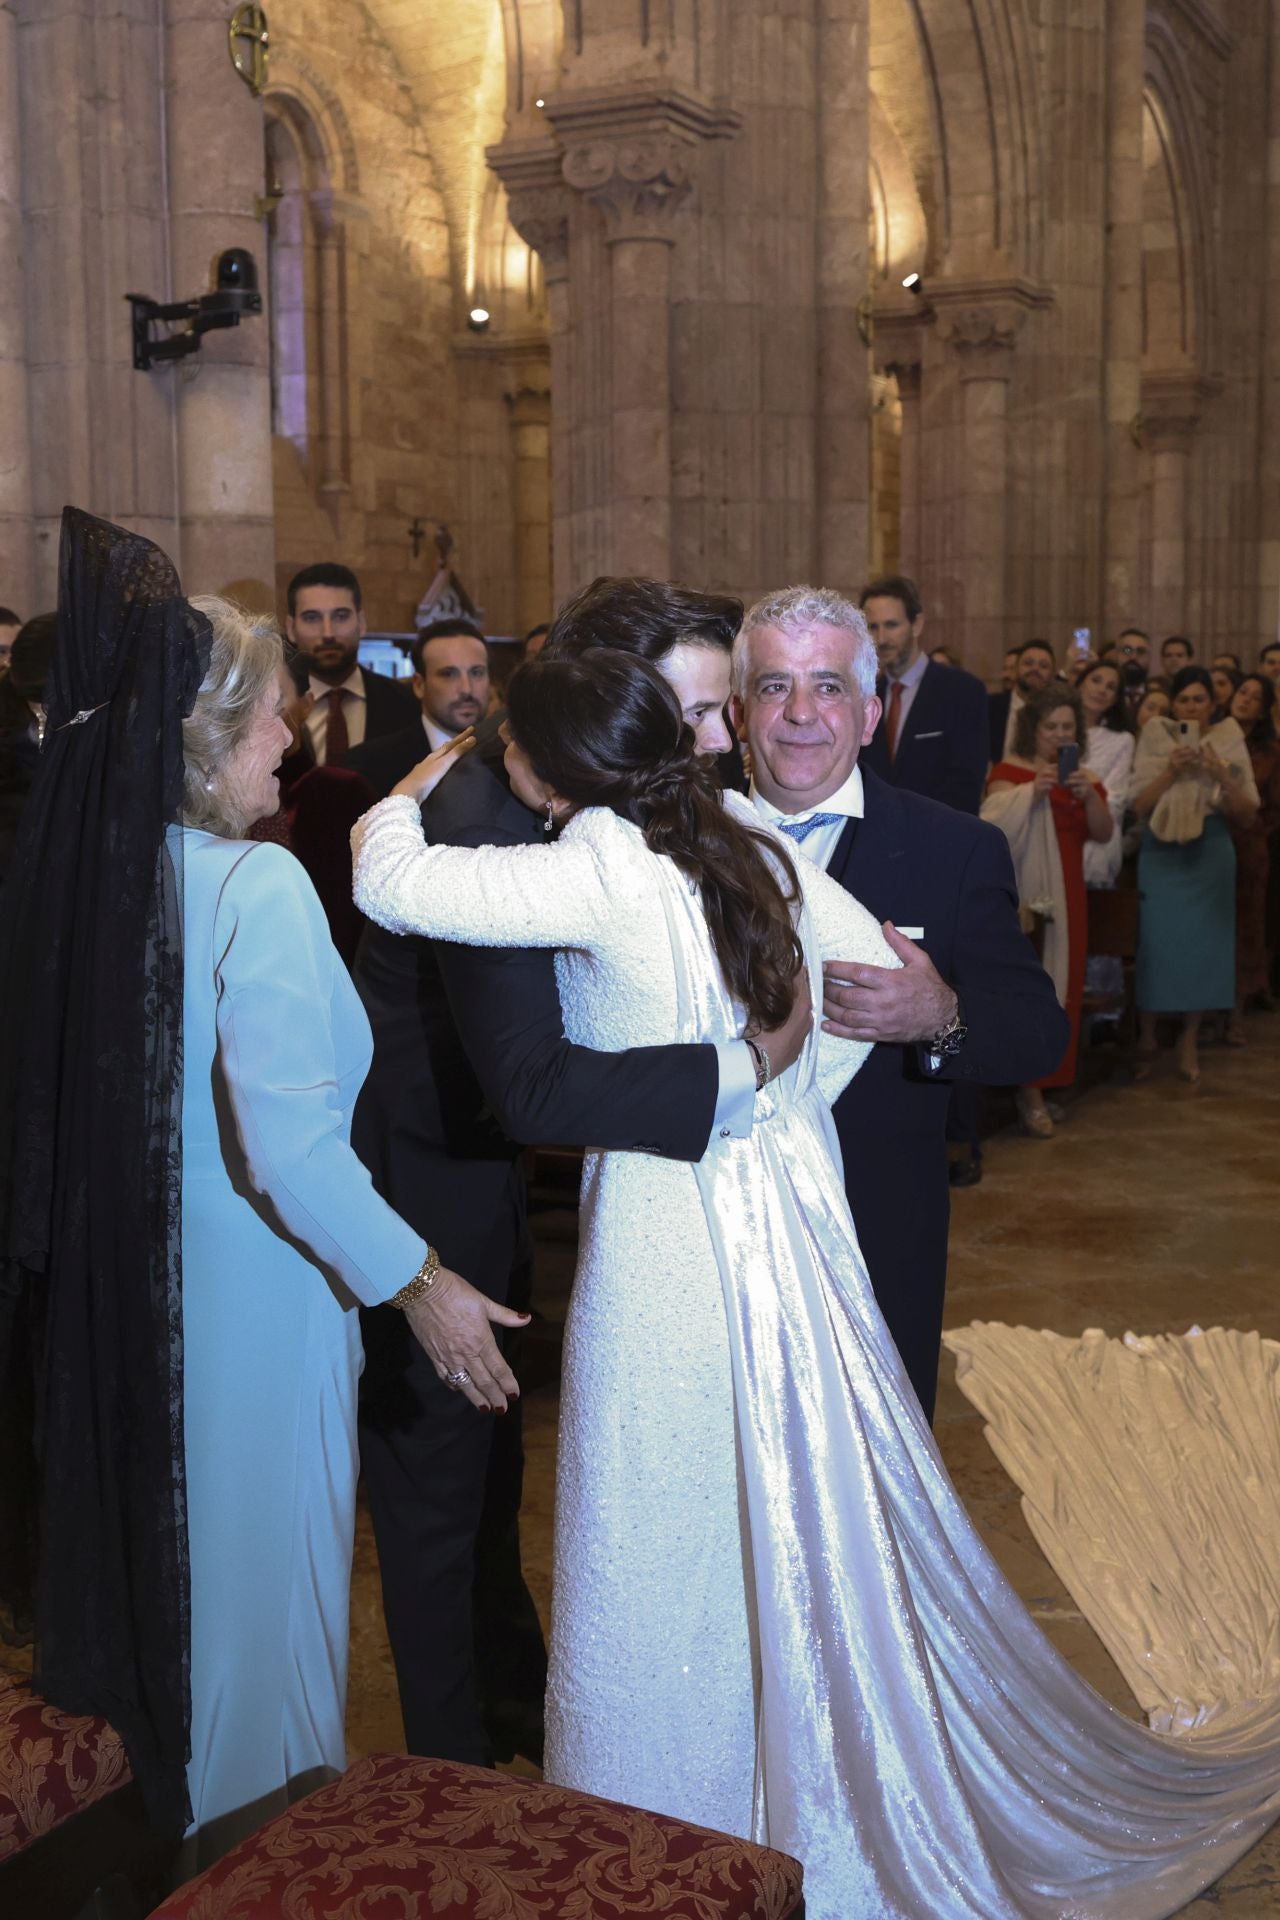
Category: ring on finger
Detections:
[{"x1": 445, "y1": 1367, "x2": 472, "y2": 1388}]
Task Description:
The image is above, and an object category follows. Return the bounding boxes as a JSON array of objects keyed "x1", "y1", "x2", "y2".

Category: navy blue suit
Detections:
[
  {"x1": 862, "y1": 659, "x2": 990, "y2": 816},
  {"x1": 828, "y1": 767, "x2": 1069, "y2": 1420}
]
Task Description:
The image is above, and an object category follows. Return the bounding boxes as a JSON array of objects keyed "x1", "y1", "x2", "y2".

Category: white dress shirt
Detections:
[
  {"x1": 305, "y1": 666, "x2": 367, "y2": 763},
  {"x1": 422, "y1": 714, "x2": 457, "y2": 753},
  {"x1": 750, "y1": 764, "x2": 865, "y2": 872}
]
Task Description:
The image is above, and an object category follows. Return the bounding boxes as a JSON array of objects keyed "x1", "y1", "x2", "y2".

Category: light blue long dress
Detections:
[{"x1": 179, "y1": 830, "x2": 426, "y2": 1864}]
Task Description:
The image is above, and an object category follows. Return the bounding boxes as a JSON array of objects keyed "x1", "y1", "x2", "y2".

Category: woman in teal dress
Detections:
[
  {"x1": 1131, "y1": 666, "x2": 1259, "y2": 1082},
  {"x1": 0, "y1": 512, "x2": 519, "y2": 1863}
]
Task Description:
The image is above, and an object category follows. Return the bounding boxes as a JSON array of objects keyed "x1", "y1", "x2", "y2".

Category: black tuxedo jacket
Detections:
[
  {"x1": 828, "y1": 767, "x2": 1070, "y2": 1417},
  {"x1": 346, "y1": 718, "x2": 431, "y2": 801},
  {"x1": 283, "y1": 665, "x2": 418, "y2": 786},
  {"x1": 862, "y1": 658, "x2": 989, "y2": 814},
  {"x1": 988, "y1": 688, "x2": 1013, "y2": 765},
  {"x1": 351, "y1": 722, "x2": 720, "y2": 1296}
]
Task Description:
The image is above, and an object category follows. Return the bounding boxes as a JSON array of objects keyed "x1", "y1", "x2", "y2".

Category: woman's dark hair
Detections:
[
  {"x1": 0, "y1": 612, "x2": 55, "y2": 729},
  {"x1": 1234, "y1": 673, "x2": 1277, "y2": 747},
  {"x1": 1210, "y1": 664, "x2": 1243, "y2": 716},
  {"x1": 1011, "y1": 681, "x2": 1087, "y2": 761},
  {"x1": 1073, "y1": 659, "x2": 1133, "y2": 734},
  {"x1": 506, "y1": 649, "x2": 803, "y2": 1030},
  {"x1": 544, "y1": 576, "x2": 742, "y2": 663},
  {"x1": 1169, "y1": 664, "x2": 1214, "y2": 704}
]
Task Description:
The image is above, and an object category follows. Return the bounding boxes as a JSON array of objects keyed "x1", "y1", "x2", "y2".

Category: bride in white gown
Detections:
[{"x1": 352, "y1": 647, "x2": 1280, "y2": 1920}]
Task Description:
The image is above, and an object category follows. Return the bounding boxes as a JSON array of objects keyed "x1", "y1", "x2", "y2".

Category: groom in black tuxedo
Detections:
[
  {"x1": 734, "y1": 588, "x2": 1069, "y2": 1422},
  {"x1": 353, "y1": 583, "x2": 802, "y2": 1770}
]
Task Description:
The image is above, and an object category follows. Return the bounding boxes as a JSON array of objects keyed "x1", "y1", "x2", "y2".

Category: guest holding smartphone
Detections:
[
  {"x1": 982, "y1": 684, "x2": 1112, "y2": 1135},
  {"x1": 1129, "y1": 665, "x2": 1259, "y2": 1081}
]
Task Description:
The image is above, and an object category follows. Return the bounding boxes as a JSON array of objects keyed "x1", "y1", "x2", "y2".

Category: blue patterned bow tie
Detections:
[{"x1": 775, "y1": 811, "x2": 848, "y2": 844}]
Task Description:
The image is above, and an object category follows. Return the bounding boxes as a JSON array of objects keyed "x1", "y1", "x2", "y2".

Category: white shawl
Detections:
[
  {"x1": 1083, "y1": 728, "x2": 1132, "y2": 888},
  {"x1": 1129, "y1": 716, "x2": 1258, "y2": 844},
  {"x1": 980, "y1": 777, "x2": 1070, "y2": 1006}
]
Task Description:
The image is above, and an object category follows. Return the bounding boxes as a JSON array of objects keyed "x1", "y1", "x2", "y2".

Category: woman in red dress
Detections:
[{"x1": 981, "y1": 683, "x2": 1114, "y2": 1136}]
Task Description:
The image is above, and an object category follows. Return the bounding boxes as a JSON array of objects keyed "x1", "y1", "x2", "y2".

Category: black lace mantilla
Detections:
[{"x1": 0, "y1": 508, "x2": 211, "y2": 1834}]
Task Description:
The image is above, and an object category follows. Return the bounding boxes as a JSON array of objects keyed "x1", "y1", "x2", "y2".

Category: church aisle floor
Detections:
[{"x1": 348, "y1": 1013, "x2": 1280, "y2": 1916}]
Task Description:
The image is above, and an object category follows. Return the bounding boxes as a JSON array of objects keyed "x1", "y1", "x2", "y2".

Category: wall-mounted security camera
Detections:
[{"x1": 127, "y1": 249, "x2": 264, "y2": 371}]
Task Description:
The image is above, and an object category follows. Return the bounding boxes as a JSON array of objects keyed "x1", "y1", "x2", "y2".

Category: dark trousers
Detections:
[
  {"x1": 842, "y1": 1136, "x2": 950, "y2": 1426},
  {"x1": 356, "y1": 1165, "x2": 546, "y2": 1763}
]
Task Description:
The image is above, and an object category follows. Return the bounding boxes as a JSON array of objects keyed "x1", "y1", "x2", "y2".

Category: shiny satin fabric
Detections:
[{"x1": 652, "y1": 856, "x2": 1280, "y2": 1920}]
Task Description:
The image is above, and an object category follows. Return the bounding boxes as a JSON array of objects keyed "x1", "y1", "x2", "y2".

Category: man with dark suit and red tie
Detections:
[
  {"x1": 858, "y1": 574, "x2": 990, "y2": 815},
  {"x1": 733, "y1": 587, "x2": 1068, "y2": 1422},
  {"x1": 858, "y1": 575, "x2": 993, "y2": 1187},
  {"x1": 281, "y1": 562, "x2": 418, "y2": 782}
]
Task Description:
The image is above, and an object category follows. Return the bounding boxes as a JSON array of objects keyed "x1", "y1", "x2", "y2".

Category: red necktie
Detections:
[
  {"x1": 323, "y1": 688, "x2": 349, "y2": 766},
  {"x1": 885, "y1": 680, "x2": 904, "y2": 763}
]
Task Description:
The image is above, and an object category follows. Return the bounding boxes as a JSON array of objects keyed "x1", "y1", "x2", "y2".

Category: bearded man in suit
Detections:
[
  {"x1": 281, "y1": 562, "x2": 417, "y2": 781},
  {"x1": 733, "y1": 587, "x2": 1069, "y2": 1423}
]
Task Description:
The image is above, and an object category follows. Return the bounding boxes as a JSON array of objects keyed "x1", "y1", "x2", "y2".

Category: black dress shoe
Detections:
[{"x1": 948, "y1": 1155, "x2": 982, "y2": 1189}]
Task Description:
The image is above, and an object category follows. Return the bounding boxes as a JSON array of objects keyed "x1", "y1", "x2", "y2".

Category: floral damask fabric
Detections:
[
  {"x1": 0, "y1": 1675, "x2": 131, "y2": 1860},
  {"x1": 152, "y1": 1753, "x2": 805, "y2": 1918}
]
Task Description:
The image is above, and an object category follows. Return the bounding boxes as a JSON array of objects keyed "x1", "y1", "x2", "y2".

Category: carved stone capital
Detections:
[
  {"x1": 486, "y1": 136, "x2": 570, "y2": 278},
  {"x1": 934, "y1": 302, "x2": 1026, "y2": 379},
  {"x1": 929, "y1": 275, "x2": 1051, "y2": 380},
  {"x1": 871, "y1": 301, "x2": 928, "y2": 382},
  {"x1": 562, "y1": 133, "x2": 695, "y2": 241},
  {"x1": 546, "y1": 84, "x2": 739, "y2": 244},
  {"x1": 1140, "y1": 370, "x2": 1219, "y2": 453}
]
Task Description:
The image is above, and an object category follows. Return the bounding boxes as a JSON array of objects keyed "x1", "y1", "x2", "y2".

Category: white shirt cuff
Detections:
[{"x1": 712, "y1": 1041, "x2": 757, "y2": 1141}]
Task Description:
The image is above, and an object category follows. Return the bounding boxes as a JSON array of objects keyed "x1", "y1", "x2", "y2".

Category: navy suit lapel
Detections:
[{"x1": 836, "y1": 765, "x2": 906, "y2": 901}]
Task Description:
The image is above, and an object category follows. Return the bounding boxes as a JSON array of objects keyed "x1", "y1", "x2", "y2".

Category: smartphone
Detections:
[
  {"x1": 1070, "y1": 627, "x2": 1091, "y2": 659},
  {"x1": 1176, "y1": 719, "x2": 1201, "y2": 746},
  {"x1": 1056, "y1": 742, "x2": 1080, "y2": 785}
]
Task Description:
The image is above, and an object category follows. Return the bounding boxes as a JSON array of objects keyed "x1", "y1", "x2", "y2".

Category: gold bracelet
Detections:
[{"x1": 390, "y1": 1246, "x2": 441, "y2": 1311}]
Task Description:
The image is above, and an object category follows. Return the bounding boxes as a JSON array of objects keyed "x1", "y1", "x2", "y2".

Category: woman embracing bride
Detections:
[{"x1": 353, "y1": 644, "x2": 1280, "y2": 1920}]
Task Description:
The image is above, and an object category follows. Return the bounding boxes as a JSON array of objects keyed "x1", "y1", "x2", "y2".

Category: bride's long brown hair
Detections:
[{"x1": 506, "y1": 649, "x2": 804, "y2": 1029}]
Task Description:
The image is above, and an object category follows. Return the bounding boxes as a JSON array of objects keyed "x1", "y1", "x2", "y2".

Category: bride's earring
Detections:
[{"x1": 544, "y1": 799, "x2": 556, "y2": 834}]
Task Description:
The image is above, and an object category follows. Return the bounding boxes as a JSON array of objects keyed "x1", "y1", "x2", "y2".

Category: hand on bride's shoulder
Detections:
[{"x1": 390, "y1": 727, "x2": 478, "y2": 805}]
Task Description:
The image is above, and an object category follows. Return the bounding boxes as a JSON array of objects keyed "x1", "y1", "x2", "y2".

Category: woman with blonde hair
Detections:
[{"x1": 0, "y1": 512, "x2": 518, "y2": 1864}]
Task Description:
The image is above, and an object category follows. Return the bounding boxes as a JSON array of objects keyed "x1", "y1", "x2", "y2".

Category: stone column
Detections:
[
  {"x1": 311, "y1": 192, "x2": 353, "y2": 509},
  {"x1": 0, "y1": 1, "x2": 33, "y2": 611},
  {"x1": 1141, "y1": 373, "x2": 1210, "y2": 639},
  {"x1": 816, "y1": 0, "x2": 871, "y2": 591},
  {"x1": 537, "y1": 86, "x2": 737, "y2": 585},
  {"x1": 1100, "y1": 0, "x2": 1146, "y2": 632},
  {"x1": 489, "y1": 137, "x2": 572, "y2": 600},
  {"x1": 1259, "y1": 0, "x2": 1280, "y2": 648},
  {"x1": 873, "y1": 305, "x2": 927, "y2": 576},
  {"x1": 507, "y1": 380, "x2": 553, "y2": 632},
  {"x1": 164, "y1": 0, "x2": 274, "y2": 603},
  {"x1": 15, "y1": 0, "x2": 176, "y2": 603},
  {"x1": 561, "y1": 131, "x2": 692, "y2": 576},
  {"x1": 931, "y1": 297, "x2": 1025, "y2": 675}
]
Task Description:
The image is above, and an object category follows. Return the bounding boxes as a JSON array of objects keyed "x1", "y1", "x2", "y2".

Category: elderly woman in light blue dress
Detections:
[{"x1": 177, "y1": 600, "x2": 522, "y2": 1863}]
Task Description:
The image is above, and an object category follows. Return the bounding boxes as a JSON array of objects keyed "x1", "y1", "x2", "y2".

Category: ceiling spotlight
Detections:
[
  {"x1": 901, "y1": 272, "x2": 923, "y2": 295},
  {"x1": 467, "y1": 307, "x2": 491, "y2": 332}
]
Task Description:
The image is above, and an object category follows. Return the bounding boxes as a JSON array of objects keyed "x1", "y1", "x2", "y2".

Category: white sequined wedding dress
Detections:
[{"x1": 353, "y1": 790, "x2": 1280, "y2": 1920}]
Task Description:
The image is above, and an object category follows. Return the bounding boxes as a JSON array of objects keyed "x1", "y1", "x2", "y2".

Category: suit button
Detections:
[{"x1": 719, "y1": 1127, "x2": 731, "y2": 1139}]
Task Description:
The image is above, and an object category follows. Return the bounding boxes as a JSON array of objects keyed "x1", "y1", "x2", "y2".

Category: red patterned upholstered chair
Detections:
[
  {"x1": 150, "y1": 1753, "x2": 805, "y2": 1918},
  {"x1": 0, "y1": 1673, "x2": 170, "y2": 1918}
]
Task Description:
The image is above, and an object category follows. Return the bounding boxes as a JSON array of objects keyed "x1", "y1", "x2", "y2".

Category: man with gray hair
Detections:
[{"x1": 732, "y1": 586, "x2": 1068, "y2": 1420}]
